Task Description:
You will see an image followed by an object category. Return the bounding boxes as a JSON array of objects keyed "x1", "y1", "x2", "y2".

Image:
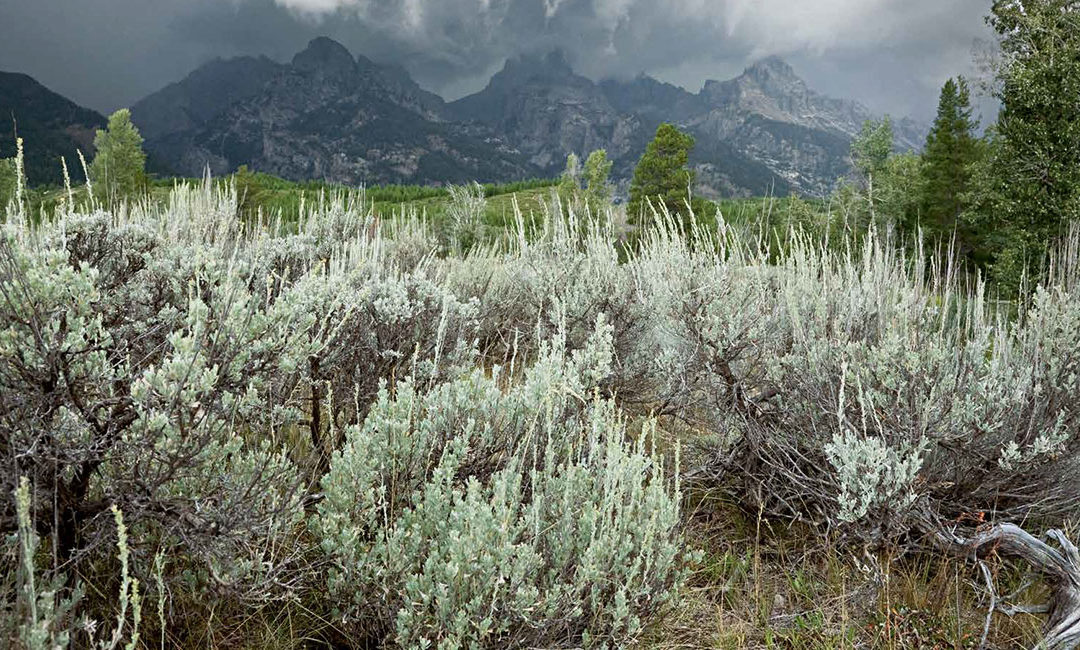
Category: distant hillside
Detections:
[
  {"x1": 0, "y1": 71, "x2": 106, "y2": 185},
  {"x1": 131, "y1": 38, "x2": 927, "y2": 197}
]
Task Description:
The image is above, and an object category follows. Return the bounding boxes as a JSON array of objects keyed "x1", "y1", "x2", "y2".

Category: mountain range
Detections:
[
  {"x1": 445, "y1": 50, "x2": 928, "y2": 197},
  {"x1": 2, "y1": 37, "x2": 927, "y2": 196}
]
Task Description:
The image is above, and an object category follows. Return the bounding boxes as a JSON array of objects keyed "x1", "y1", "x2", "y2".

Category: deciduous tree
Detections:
[
  {"x1": 557, "y1": 152, "x2": 580, "y2": 205},
  {"x1": 89, "y1": 109, "x2": 146, "y2": 204},
  {"x1": 583, "y1": 148, "x2": 613, "y2": 210},
  {"x1": 966, "y1": 0, "x2": 1080, "y2": 291}
]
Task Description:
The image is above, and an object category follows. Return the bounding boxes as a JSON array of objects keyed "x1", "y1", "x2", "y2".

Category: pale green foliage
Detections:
[
  {"x1": 90, "y1": 109, "x2": 146, "y2": 204},
  {"x1": 455, "y1": 199, "x2": 1080, "y2": 539},
  {"x1": 447, "y1": 210, "x2": 649, "y2": 400},
  {"x1": 583, "y1": 149, "x2": 613, "y2": 210},
  {"x1": 4, "y1": 479, "x2": 148, "y2": 650},
  {"x1": 315, "y1": 318, "x2": 688, "y2": 647},
  {"x1": 874, "y1": 152, "x2": 924, "y2": 231},
  {"x1": 628, "y1": 214, "x2": 781, "y2": 421},
  {"x1": 0, "y1": 186, "x2": 475, "y2": 623},
  {"x1": 14, "y1": 138, "x2": 25, "y2": 216},
  {"x1": 4, "y1": 176, "x2": 1080, "y2": 644},
  {"x1": 0, "y1": 137, "x2": 26, "y2": 219},
  {"x1": 442, "y1": 182, "x2": 487, "y2": 253},
  {"x1": 558, "y1": 152, "x2": 581, "y2": 204},
  {"x1": 102, "y1": 506, "x2": 141, "y2": 650},
  {"x1": 851, "y1": 117, "x2": 893, "y2": 182},
  {"x1": 824, "y1": 387, "x2": 928, "y2": 523},
  {"x1": 6, "y1": 477, "x2": 82, "y2": 650},
  {"x1": 840, "y1": 117, "x2": 921, "y2": 235},
  {"x1": 0, "y1": 157, "x2": 15, "y2": 214},
  {"x1": 734, "y1": 229, "x2": 1080, "y2": 537}
]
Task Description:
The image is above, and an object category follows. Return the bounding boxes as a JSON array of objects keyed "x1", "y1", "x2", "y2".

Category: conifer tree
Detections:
[
  {"x1": 919, "y1": 77, "x2": 979, "y2": 243},
  {"x1": 629, "y1": 123, "x2": 695, "y2": 224},
  {"x1": 90, "y1": 109, "x2": 147, "y2": 204}
]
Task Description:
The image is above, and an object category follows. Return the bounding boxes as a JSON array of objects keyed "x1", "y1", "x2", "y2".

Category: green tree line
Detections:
[{"x1": 831, "y1": 0, "x2": 1080, "y2": 293}]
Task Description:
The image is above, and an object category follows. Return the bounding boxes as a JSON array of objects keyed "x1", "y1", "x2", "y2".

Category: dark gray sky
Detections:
[{"x1": 0, "y1": 0, "x2": 996, "y2": 122}]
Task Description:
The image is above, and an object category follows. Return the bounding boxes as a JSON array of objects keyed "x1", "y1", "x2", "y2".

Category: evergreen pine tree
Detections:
[
  {"x1": 919, "y1": 78, "x2": 979, "y2": 243},
  {"x1": 628, "y1": 123, "x2": 695, "y2": 225}
]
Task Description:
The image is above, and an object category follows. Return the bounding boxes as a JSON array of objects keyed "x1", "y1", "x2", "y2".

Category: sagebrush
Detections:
[{"x1": 2, "y1": 178, "x2": 1079, "y2": 647}]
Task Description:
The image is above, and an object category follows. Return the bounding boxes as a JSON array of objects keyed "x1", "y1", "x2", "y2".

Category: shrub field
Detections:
[{"x1": 2, "y1": 179, "x2": 1079, "y2": 648}]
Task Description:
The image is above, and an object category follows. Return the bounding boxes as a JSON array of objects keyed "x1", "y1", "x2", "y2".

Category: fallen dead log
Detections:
[{"x1": 927, "y1": 521, "x2": 1080, "y2": 650}]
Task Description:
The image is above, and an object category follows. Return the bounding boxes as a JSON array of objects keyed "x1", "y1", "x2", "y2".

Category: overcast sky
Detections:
[{"x1": 0, "y1": 0, "x2": 996, "y2": 122}]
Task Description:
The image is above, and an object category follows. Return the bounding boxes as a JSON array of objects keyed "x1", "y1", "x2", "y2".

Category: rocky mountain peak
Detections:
[
  {"x1": 495, "y1": 50, "x2": 576, "y2": 85},
  {"x1": 291, "y1": 36, "x2": 357, "y2": 77},
  {"x1": 447, "y1": 48, "x2": 638, "y2": 172},
  {"x1": 701, "y1": 57, "x2": 807, "y2": 101},
  {"x1": 599, "y1": 73, "x2": 702, "y2": 121},
  {"x1": 743, "y1": 56, "x2": 800, "y2": 84},
  {"x1": 128, "y1": 39, "x2": 927, "y2": 198}
]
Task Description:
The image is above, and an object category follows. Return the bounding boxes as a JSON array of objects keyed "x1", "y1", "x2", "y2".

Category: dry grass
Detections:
[{"x1": 640, "y1": 482, "x2": 1048, "y2": 650}]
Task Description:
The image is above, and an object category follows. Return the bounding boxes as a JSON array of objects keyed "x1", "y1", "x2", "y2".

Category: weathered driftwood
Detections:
[{"x1": 929, "y1": 521, "x2": 1080, "y2": 650}]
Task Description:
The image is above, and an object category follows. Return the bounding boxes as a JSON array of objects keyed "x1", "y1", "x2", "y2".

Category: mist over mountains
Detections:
[{"x1": 2, "y1": 36, "x2": 927, "y2": 196}]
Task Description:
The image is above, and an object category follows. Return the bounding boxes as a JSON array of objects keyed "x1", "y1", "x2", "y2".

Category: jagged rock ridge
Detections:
[
  {"x1": 131, "y1": 37, "x2": 533, "y2": 185},
  {"x1": 130, "y1": 38, "x2": 927, "y2": 196}
]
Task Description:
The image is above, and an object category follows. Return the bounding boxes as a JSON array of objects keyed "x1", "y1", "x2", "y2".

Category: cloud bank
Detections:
[{"x1": 0, "y1": 0, "x2": 995, "y2": 121}]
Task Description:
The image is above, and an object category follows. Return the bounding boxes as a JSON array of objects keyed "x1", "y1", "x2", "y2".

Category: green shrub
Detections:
[
  {"x1": 0, "y1": 157, "x2": 15, "y2": 213},
  {"x1": 4, "y1": 170, "x2": 1080, "y2": 646},
  {"x1": 690, "y1": 228, "x2": 1080, "y2": 541},
  {"x1": 314, "y1": 318, "x2": 689, "y2": 647}
]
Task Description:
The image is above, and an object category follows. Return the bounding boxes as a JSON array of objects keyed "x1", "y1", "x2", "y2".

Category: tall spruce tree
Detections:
[
  {"x1": 966, "y1": 0, "x2": 1080, "y2": 290},
  {"x1": 919, "y1": 78, "x2": 979, "y2": 243},
  {"x1": 628, "y1": 123, "x2": 695, "y2": 225}
]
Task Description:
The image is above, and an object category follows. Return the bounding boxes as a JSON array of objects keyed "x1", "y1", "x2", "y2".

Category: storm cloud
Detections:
[{"x1": 0, "y1": 0, "x2": 996, "y2": 121}]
